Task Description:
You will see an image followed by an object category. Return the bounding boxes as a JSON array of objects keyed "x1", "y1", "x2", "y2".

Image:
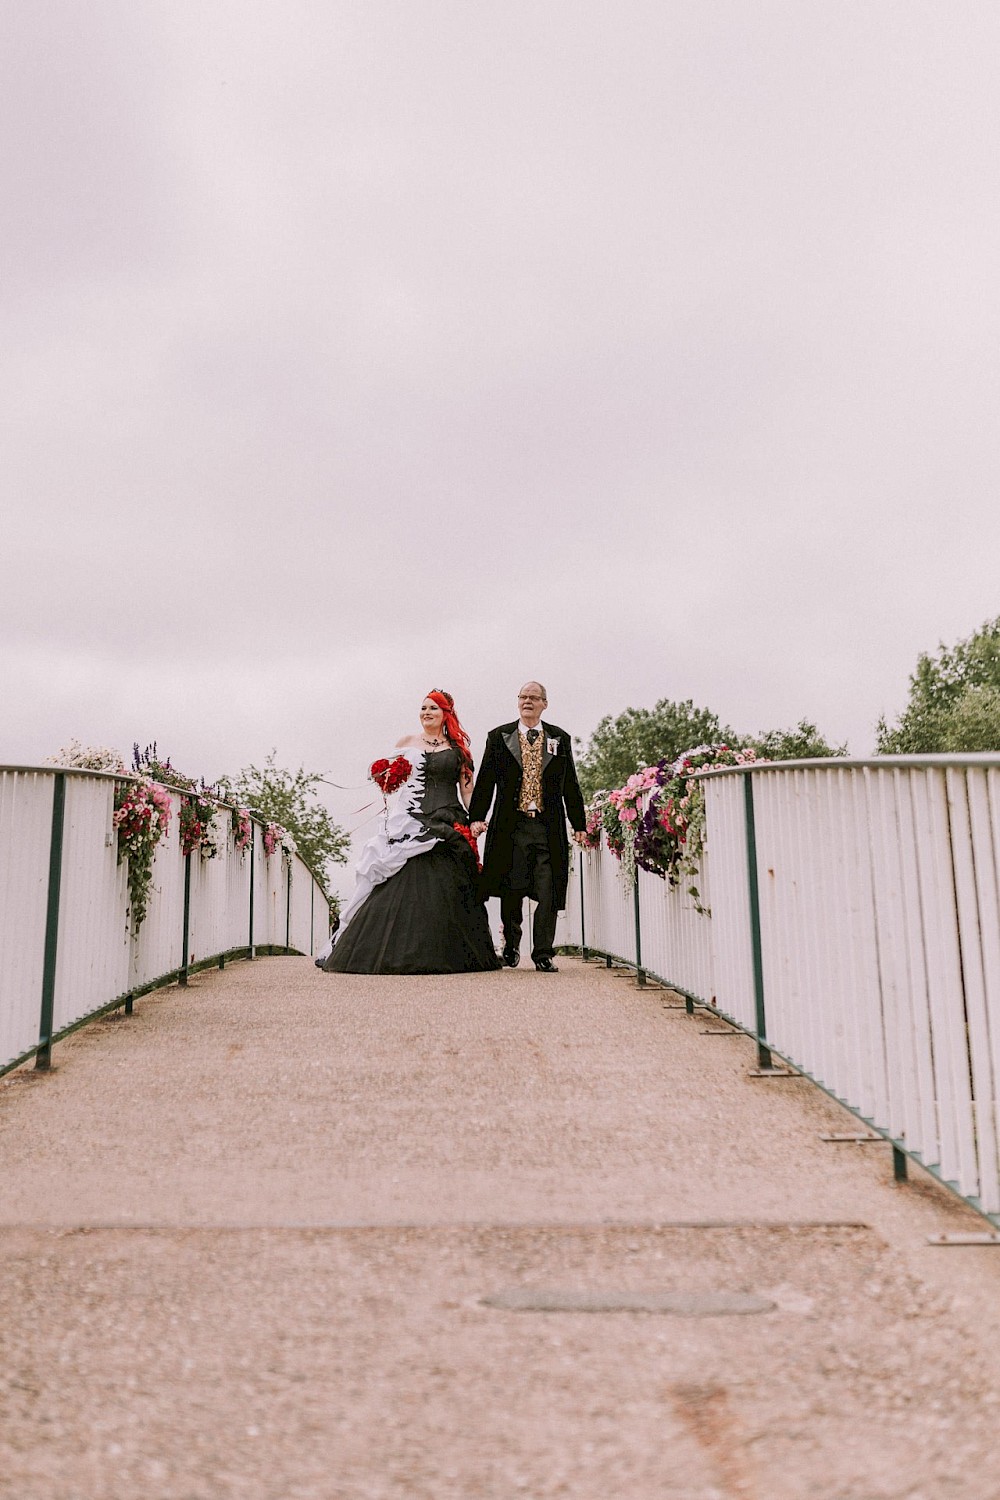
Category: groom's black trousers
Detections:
[{"x1": 500, "y1": 813, "x2": 557, "y2": 962}]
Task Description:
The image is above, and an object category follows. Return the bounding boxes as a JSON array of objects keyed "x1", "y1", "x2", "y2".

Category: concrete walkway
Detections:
[{"x1": 3, "y1": 955, "x2": 1000, "y2": 1498}]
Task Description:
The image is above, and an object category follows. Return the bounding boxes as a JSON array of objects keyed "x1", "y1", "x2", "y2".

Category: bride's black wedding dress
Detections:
[{"x1": 323, "y1": 747, "x2": 501, "y2": 975}]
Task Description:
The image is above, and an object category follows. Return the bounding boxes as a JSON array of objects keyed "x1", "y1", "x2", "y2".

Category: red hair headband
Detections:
[{"x1": 426, "y1": 689, "x2": 473, "y2": 773}]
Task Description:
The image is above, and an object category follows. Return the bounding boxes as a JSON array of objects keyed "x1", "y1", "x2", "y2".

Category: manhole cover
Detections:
[{"x1": 480, "y1": 1289, "x2": 775, "y2": 1315}]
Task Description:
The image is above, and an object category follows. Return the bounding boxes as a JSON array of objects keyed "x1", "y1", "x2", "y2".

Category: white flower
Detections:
[{"x1": 48, "y1": 740, "x2": 126, "y2": 772}]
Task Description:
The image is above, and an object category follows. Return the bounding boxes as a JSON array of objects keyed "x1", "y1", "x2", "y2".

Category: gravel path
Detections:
[{"x1": 2, "y1": 954, "x2": 1000, "y2": 1497}]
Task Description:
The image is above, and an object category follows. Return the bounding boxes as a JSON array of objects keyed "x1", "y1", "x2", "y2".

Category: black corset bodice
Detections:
[{"x1": 419, "y1": 747, "x2": 468, "y2": 824}]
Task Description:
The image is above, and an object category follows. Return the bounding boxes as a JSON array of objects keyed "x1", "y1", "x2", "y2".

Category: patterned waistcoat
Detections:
[{"x1": 518, "y1": 731, "x2": 544, "y2": 813}]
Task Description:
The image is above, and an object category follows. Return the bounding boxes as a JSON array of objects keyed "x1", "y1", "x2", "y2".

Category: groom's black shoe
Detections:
[
  {"x1": 502, "y1": 945, "x2": 520, "y2": 967},
  {"x1": 534, "y1": 957, "x2": 558, "y2": 973}
]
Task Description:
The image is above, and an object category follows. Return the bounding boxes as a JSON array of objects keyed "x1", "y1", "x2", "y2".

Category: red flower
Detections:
[{"x1": 453, "y1": 822, "x2": 482, "y2": 872}]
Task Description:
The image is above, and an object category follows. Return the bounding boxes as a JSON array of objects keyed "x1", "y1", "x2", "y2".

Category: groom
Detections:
[{"x1": 468, "y1": 682, "x2": 587, "y2": 972}]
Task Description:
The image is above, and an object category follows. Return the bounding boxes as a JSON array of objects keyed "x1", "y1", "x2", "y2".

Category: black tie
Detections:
[{"x1": 527, "y1": 728, "x2": 540, "y2": 745}]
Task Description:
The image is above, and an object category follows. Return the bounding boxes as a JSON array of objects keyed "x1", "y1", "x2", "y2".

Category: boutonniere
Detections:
[{"x1": 546, "y1": 736, "x2": 559, "y2": 755}]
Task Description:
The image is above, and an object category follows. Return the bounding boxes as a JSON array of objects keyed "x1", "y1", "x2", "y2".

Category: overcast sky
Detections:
[{"x1": 5, "y1": 1, "x2": 1000, "y2": 885}]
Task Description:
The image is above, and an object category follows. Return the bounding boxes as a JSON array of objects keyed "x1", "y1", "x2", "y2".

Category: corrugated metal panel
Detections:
[
  {"x1": 0, "y1": 772, "x2": 53, "y2": 1066},
  {"x1": 52, "y1": 776, "x2": 130, "y2": 1032},
  {"x1": 703, "y1": 775, "x2": 756, "y2": 1029},
  {"x1": 567, "y1": 757, "x2": 1000, "y2": 1221},
  {"x1": 0, "y1": 770, "x2": 334, "y2": 1072},
  {"x1": 130, "y1": 791, "x2": 186, "y2": 989}
]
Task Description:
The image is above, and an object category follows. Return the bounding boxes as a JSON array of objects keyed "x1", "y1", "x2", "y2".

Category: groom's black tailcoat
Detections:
[{"x1": 468, "y1": 721, "x2": 586, "y2": 909}]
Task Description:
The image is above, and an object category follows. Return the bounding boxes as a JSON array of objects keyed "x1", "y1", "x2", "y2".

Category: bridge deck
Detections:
[{"x1": 2, "y1": 955, "x2": 1000, "y2": 1497}]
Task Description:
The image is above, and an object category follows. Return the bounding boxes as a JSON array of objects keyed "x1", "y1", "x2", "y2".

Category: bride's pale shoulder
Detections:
[{"x1": 395, "y1": 734, "x2": 421, "y2": 749}]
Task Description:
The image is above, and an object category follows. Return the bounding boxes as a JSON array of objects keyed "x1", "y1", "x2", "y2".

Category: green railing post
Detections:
[
  {"x1": 36, "y1": 773, "x2": 67, "y2": 1070},
  {"x1": 248, "y1": 822, "x2": 256, "y2": 959},
  {"x1": 179, "y1": 850, "x2": 192, "y2": 987},
  {"x1": 633, "y1": 872, "x2": 646, "y2": 986},
  {"x1": 743, "y1": 772, "x2": 772, "y2": 1070},
  {"x1": 579, "y1": 851, "x2": 588, "y2": 961}
]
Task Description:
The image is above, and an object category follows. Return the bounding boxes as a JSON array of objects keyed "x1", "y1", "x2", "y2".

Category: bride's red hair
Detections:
[{"x1": 426, "y1": 689, "x2": 474, "y2": 776}]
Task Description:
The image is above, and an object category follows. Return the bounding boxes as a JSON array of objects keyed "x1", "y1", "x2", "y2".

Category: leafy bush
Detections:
[
  {"x1": 576, "y1": 699, "x2": 733, "y2": 801},
  {"x1": 877, "y1": 617, "x2": 1000, "y2": 753},
  {"x1": 219, "y1": 752, "x2": 350, "y2": 893},
  {"x1": 744, "y1": 720, "x2": 846, "y2": 761}
]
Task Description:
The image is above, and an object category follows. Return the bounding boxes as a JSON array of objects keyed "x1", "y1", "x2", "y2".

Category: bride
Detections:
[{"x1": 321, "y1": 690, "x2": 501, "y2": 975}]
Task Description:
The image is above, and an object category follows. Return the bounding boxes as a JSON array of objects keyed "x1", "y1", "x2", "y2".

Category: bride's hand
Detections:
[{"x1": 469, "y1": 821, "x2": 487, "y2": 837}]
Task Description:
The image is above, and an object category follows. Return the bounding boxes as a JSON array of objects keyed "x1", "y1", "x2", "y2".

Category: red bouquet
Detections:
[
  {"x1": 370, "y1": 755, "x2": 412, "y2": 795},
  {"x1": 453, "y1": 821, "x2": 482, "y2": 872}
]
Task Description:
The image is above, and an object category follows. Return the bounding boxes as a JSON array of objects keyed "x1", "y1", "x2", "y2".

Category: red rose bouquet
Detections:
[
  {"x1": 370, "y1": 755, "x2": 412, "y2": 795},
  {"x1": 453, "y1": 821, "x2": 482, "y2": 872}
]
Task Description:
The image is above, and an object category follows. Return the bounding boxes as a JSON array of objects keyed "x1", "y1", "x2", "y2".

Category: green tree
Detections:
[
  {"x1": 745, "y1": 719, "x2": 846, "y2": 762},
  {"x1": 877, "y1": 617, "x2": 1000, "y2": 753},
  {"x1": 576, "y1": 699, "x2": 733, "y2": 800},
  {"x1": 219, "y1": 752, "x2": 350, "y2": 894}
]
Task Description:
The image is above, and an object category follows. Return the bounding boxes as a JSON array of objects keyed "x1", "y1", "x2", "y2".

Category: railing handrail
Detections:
[
  {"x1": 567, "y1": 753, "x2": 1000, "y2": 1229},
  {"x1": 698, "y1": 751, "x2": 1000, "y2": 777},
  {"x1": 0, "y1": 764, "x2": 126, "y2": 779},
  {"x1": 0, "y1": 767, "x2": 331, "y2": 1077},
  {"x1": 0, "y1": 764, "x2": 332, "y2": 895}
]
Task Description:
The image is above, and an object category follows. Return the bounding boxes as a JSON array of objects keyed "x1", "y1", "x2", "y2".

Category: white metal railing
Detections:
[
  {"x1": 0, "y1": 767, "x2": 330, "y2": 1075},
  {"x1": 562, "y1": 755, "x2": 1000, "y2": 1223}
]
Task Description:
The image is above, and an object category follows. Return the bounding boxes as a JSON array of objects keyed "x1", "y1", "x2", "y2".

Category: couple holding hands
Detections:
[{"x1": 321, "y1": 682, "x2": 587, "y2": 976}]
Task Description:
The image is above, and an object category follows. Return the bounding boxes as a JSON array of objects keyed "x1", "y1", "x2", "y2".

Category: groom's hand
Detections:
[
  {"x1": 469, "y1": 821, "x2": 487, "y2": 837},
  {"x1": 572, "y1": 830, "x2": 588, "y2": 845}
]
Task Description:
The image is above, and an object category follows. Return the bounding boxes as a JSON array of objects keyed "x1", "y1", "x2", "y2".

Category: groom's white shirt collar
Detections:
[{"x1": 518, "y1": 720, "x2": 543, "y2": 737}]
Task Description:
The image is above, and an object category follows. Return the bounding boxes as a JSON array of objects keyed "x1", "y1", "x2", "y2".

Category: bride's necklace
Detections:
[{"x1": 422, "y1": 734, "x2": 444, "y2": 748}]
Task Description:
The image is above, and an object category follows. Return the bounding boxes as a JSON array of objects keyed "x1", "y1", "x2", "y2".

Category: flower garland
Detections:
[
  {"x1": 113, "y1": 777, "x2": 173, "y2": 930},
  {"x1": 584, "y1": 743, "x2": 758, "y2": 911},
  {"x1": 580, "y1": 793, "x2": 606, "y2": 850},
  {"x1": 134, "y1": 745, "x2": 220, "y2": 860},
  {"x1": 231, "y1": 805, "x2": 252, "y2": 856},
  {"x1": 262, "y1": 822, "x2": 297, "y2": 861},
  {"x1": 49, "y1": 741, "x2": 125, "y2": 773},
  {"x1": 606, "y1": 766, "x2": 660, "y2": 884},
  {"x1": 75, "y1": 739, "x2": 316, "y2": 924},
  {"x1": 179, "y1": 794, "x2": 220, "y2": 858},
  {"x1": 633, "y1": 743, "x2": 757, "y2": 911}
]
